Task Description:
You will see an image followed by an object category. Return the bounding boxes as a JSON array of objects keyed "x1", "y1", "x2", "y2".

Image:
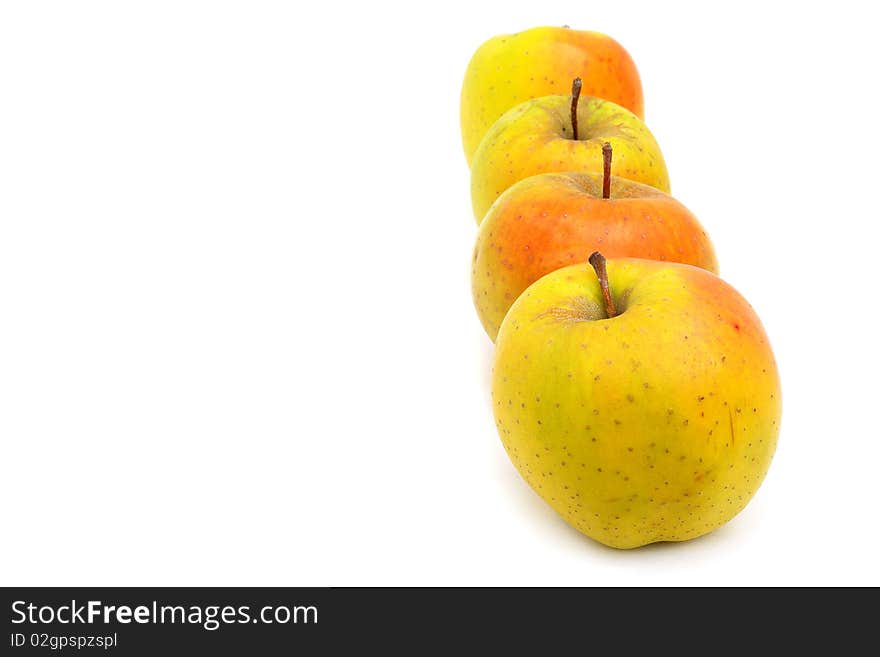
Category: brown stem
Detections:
[
  {"x1": 570, "y1": 77, "x2": 582, "y2": 140},
  {"x1": 602, "y1": 142, "x2": 612, "y2": 199},
  {"x1": 588, "y1": 251, "x2": 617, "y2": 318}
]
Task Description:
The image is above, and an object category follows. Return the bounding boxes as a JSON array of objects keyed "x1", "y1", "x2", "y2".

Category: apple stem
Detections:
[
  {"x1": 602, "y1": 142, "x2": 612, "y2": 199},
  {"x1": 588, "y1": 252, "x2": 617, "y2": 319},
  {"x1": 570, "y1": 77, "x2": 582, "y2": 141}
]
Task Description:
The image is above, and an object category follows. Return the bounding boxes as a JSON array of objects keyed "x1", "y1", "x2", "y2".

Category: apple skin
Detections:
[
  {"x1": 470, "y1": 94, "x2": 669, "y2": 221},
  {"x1": 461, "y1": 26, "x2": 643, "y2": 165},
  {"x1": 473, "y1": 172, "x2": 718, "y2": 340},
  {"x1": 491, "y1": 258, "x2": 781, "y2": 549}
]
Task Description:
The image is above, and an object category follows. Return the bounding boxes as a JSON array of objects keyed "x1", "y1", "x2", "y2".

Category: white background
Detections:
[{"x1": 1, "y1": 1, "x2": 878, "y2": 586}]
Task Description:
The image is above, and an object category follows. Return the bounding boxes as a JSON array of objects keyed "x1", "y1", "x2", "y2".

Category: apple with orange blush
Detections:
[
  {"x1": 472, "y1": 143, "x2": 717, "y2": 340},
  {"x1": 491, "y1": 253, "x2": 781, "y2": 548},
  {"x1": 460, "y1": 26, "x2": 644, "y2": 165}
]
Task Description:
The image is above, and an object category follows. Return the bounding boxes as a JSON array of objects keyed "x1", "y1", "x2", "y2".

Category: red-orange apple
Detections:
[{"x1": 472, "y1": 145, "x2": 717, "y2": 340}]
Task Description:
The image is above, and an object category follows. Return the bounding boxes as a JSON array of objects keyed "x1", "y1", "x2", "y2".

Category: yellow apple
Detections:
[
  {"x1": 470, "y1": 86, "x2": 669, "y2": 222},
  {"x1": 491, "y1": 254, "x2": 781, "y2": 548}
]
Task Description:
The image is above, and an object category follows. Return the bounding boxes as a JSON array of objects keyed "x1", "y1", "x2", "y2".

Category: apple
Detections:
[
  {"x1": 472, "y1": 143, "x2": 717, "y2": 340},
  {"x1": 491, "y1": 253, "x2": 781, "y2": 548},
  {"x1": 470, "y1": 80, "x2": 669, "y2": 221},
  {"x1": 460, "y1": 26, "x2": 643, "y2": 165}
]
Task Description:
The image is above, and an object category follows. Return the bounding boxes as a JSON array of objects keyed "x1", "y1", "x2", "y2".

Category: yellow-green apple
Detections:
[
  {"x1": 491, "y1": 253, "x2": 781, "y2": 549},
  {"x1": 473, "y1": 143, "x2": 717, "y2": 340},
  {"x1": 470, "y1": 80, "x2": 669, "y2": 221},
  {"x1": 460, "y1": 26, "x2": 644, "y2": 165}
]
